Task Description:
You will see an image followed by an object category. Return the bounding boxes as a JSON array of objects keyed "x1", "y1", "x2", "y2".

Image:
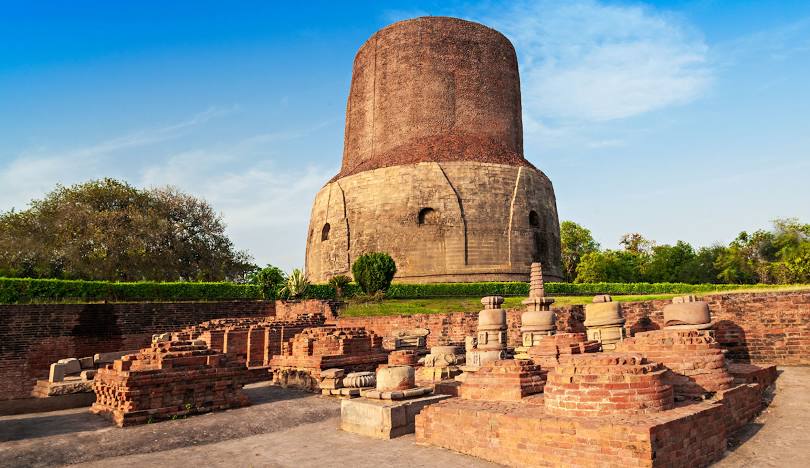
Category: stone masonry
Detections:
[{"x1": 305, "y1": 17, "x2": 562, "y2": 283}]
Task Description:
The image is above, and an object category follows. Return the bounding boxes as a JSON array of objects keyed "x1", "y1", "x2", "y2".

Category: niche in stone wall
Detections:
[
  {"x1": 529, "y1": 210, "x2": 540, "y2": 228},
  {"x1": 529, "y1": 210, "x2": 547, "y2": 263},
  {"x1": 321, "y1": 223, "x2": 331, "y2": 241},
  {"x1": 418, "y1": 207, "x2": 437, "y2": 225}
]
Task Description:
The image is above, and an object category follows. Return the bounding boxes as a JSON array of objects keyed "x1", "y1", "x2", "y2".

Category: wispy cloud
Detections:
[
  {"x1": 0, "y1": 106, "x2": 235, "y2": 212},
  {"x1": 474, "y1": 1, "x2": 712, "y2": 124},
  {"x1": 713, "y1": 16, "x2": 810, "y2": 65},
  {"x1": 139, "y1": 130, "x2": 337, "y2": 269}
]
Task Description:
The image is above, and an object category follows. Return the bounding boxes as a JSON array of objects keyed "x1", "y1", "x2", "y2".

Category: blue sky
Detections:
[{"x1": 1, "y1": 0, "x2": 809, "y2": 271}]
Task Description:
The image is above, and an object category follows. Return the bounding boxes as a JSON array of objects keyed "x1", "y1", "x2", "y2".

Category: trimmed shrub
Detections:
[
  {"x1": 351, "y1": 253, "x2": 397, "y2": 294},
  {"x1": 0, "y1": 277, "x2": 260, "y2": 303}
]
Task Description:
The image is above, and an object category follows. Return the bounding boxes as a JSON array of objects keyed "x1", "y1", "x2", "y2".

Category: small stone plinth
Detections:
[
  {"x1": 544, "y1": 353, "x2": 674, "y2": 417},
  {"x1": 341, "y1": 393, "x2": 451, "y2": 439},
  {"x1": 360, "y1": 387, "x2": 432, "y2": 400},
  {"x1": 459, "y1": 359, "x2": 545, "y2": 401}
]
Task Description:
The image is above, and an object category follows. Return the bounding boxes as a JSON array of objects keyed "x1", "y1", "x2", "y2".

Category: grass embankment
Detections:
[{"x1": 340, "y1": 284, "x2": 810, "y2": 317}]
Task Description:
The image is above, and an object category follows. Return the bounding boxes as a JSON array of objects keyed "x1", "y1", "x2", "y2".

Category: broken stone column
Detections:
[
  {"x1": 415, "y1": 345, "x2": 465, "y2": 383},
  {"x1": 516, "y1": 263, "x2": 556, "y2": 359},
  {"x1": 663, "y1": 295, "x2": 713, "y2": 329},
  {"x1": 584, "y1": 294, "x2": 626, "y2": 350}
]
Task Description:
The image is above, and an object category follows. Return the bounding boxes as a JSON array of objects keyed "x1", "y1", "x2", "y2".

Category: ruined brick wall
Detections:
[
  {"x1": 335, "y1": 291, "x2": 810, "y2": 365},
  {"x1": 619, "y1": 291, "x2": 810, "y2": 365},
  {"x1": 0, "y1": 301, "x2": 272, "y2": 401}
]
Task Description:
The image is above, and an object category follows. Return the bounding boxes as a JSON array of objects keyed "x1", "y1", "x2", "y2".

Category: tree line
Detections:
[
  {"x1": 561, "y1": 219, "x2": 810, "y2": 284},
  {"x1": 1, "y1": 178, "x2": 807, "y2": 284}
]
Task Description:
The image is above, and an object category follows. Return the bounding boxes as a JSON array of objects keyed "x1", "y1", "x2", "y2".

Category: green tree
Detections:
[
  {"x1": 351, "y1": 252, "x2": 397, "y2": 294},
  {"x1": 560, "y1": 221, "x2": 600, "y2": 282},
  {"x1": 644, "y1": 241, "x2": 698, "y2": 283},
  {"x1": 0, "y1": 178, "x2": 254, "y2": 281},
  {"x1": 575, "y1": 250, "x2": 645, "y2": 283},
  {"x1": 692, "y1": 245, "x2": 726, "y2": 284},
  {"x1": 619, "y1": 232, "x2": 655, "y2": 255},
  {"x1": 248, "y1": 264, "x2": 286, "y2": 299}
]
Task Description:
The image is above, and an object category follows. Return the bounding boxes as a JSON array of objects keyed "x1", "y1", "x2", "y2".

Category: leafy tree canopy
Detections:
[
  {"x1": 0, "y1": 178, "x2": 254, "y2": 281},
  {"x1": 560, "y1": 221, "x2": 600, "y2": 282}
]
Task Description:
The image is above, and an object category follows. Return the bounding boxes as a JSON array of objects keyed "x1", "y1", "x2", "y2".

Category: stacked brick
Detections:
[
  {"x1": 388, "y1": 350, "x2": 421, "y2": 366},
  {"x1": 269, "y1": 327, "x2": 388, "y2": 389},
  {"x1": 527, "y1": 332, "x2": 600, "y2": 369},
  {"x1": 90, "y1": 340, "x2": 249, "y2": 427},
  {"x1": 616, "y1": 329, "x2": 734, "y2": 399},
  {"x1": 544, "y1": 353, "x2": 674, "y2": 416},
  {"x1": 459, "y1": 359, "x2": 545, "y2": 401},
  {"x1": 174, "y1": 314, "x2": 326, "y2": 368}
]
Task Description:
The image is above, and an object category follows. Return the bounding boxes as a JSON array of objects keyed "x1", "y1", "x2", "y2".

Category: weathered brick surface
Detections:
[
  {"x1": 388, "y1": 350, "x2": 421, "y2": 366},
  {"x1": 269, "y1": 327, "x2": 389, "y2": 389},
  {"x1": 0, "y1": 301, "x2": 272, "y2": 401},
  {"x1": 91, "y1": 340, "x2": 249, "y2": 427},
  {"x1": 526, "y1": 332, "x2": 600, "y2": 370},
  {"x1": 416, "y1": 397, "x2": 726, "y2": 467},
  {"x1": 416, "y1": 378, "x2": 769, "y2": 467},
  {"x1": 336, "y1": 290, "x2": 810, "y2": 365},
  {"x1": 544, "y1": 354, "x2": 674, "y2": 416},
  {"x1": 306, "y1": 17, "x2": 563, "y2": 284},
  {"x1": 459, "y1": 359, "x2": 546, "y2": 401},
  {"x1": 616, "y1": 329, "x2": 735, "y2": 399}
]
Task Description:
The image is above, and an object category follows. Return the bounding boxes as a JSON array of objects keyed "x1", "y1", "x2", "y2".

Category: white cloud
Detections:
[
  {"x1": 0, "y1": 107, "x2": 234, "y2": 211},
  {"x1": 476, "y1": 1, "x2": 712, "y2": 123},
  {"x1": 0, "y1": 109, "x2": 336, "y2": 270},
  {"x1": 139, "y1": 144, "x2": 336, "y2": 271}
]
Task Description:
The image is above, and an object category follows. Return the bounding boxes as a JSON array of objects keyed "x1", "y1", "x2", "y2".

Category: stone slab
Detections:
[
  {"x1": 340, "y1": 394, "x2": 450, "y2": 439},
  {"x1": 57, "y1": 358, "x2": 81, "y2": 375},
  {"x1": 49, "y1": 363, "x2": 66, "y2": 383},
  {"x1": 94, "y1": 350, "x2": 138, "y2": 365}
]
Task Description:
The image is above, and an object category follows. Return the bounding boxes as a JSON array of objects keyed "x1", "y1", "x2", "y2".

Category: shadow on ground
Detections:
[{"x1": 0, "y1": 384, "x2": 337, "y2": 468}]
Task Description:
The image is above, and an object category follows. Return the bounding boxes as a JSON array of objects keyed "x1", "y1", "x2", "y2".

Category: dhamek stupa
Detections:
[{"x1": 305, "y1": 17, "x2": 562, "y2": 283}]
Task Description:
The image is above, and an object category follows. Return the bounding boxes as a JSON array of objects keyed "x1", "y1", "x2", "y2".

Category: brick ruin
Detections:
[
  {"x1": 269, "y1": 326, "x2": 389, "y2": 389},
  {"x1": 616, "y1": 329, "x2": 735, "y2": 399},
  {"x1": 91, "y1": 340, "x2": 249, "y2": 427},
  {"x1": 172, "y1": 314, "x2": 326, "y2": 370},
  {"x1": 410, "y1": 265, "x2": 779, "y2": 467}
]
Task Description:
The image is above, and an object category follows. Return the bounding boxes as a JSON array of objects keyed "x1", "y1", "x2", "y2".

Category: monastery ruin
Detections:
[{"x1": 1, "y1": 15, "x2": 806, "y2": 468}]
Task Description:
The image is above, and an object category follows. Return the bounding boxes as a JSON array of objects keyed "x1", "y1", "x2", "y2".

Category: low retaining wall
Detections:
[
  {"x1": 0, "y1": 301, "x2": 274, "y2": 401},
  {"x1": 335, "y1": 291, "x2": 810, "y2": 365}
]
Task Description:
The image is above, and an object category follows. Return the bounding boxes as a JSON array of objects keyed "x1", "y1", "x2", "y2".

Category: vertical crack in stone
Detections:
[
  {"x1": 436, "y1": 162, "x2": 467, "y2": 265},
  {"x1": 507, "y1": 166, "x2": 523, "y2": 266}
]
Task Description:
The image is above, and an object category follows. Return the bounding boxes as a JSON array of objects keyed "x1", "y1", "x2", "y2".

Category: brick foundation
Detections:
[
  {"x1": 416, "y1": 380, "x2": 768, "y2": 467},
  {"x1": 0, "y1": 301, "x2": 273, "y2": 401},
  {"x1": 269, "y1": 327, "x2": 389, "y2": 390},
  {"x1": 90, "y1": 340, "x2": 249, "y2": 426},
  {"x1": 459, "y1": 359, "x2": 545, "y2": 401},
  {"x1": 544, "y1": 354, "x2": 674, "y2": 416},
  {"x1": 616, "y1": 329, "x2": 735, "y2": 399}
]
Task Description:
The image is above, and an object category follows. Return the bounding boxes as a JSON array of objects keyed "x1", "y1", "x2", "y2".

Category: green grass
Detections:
[{"x1": 339, "y1": 284, "x2": 810, "y2": 317}]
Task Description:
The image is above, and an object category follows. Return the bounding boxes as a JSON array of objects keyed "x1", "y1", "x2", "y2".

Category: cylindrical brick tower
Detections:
[{"x1": 305, "y1": 16, "x2": 562, "y2": 283}]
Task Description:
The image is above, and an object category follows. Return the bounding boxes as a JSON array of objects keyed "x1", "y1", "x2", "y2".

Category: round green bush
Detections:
[{"x1": 351, "y1": 253, "x2": 397, "y2": 294}]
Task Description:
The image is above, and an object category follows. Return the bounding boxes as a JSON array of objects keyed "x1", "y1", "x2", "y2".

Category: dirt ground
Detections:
[
  {"x1": 714, "y1": 366, "x2": 810, "y2": 468},
  {"x1": 0, "y1": 368, "x2": 807, "y2": 468}
]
